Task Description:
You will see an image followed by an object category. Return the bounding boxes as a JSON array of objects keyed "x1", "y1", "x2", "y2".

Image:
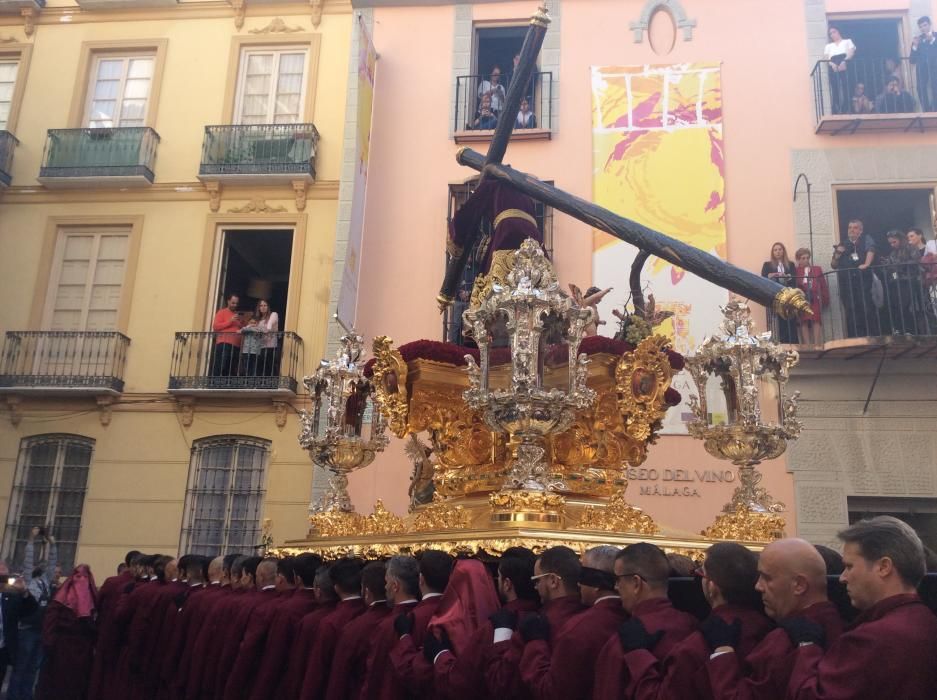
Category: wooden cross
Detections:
[{"x1": 441, "y1": 5, "x2": 808, "y2": 319}]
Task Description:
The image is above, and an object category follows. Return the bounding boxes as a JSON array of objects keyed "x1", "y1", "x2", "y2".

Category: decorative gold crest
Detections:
[
  {"x1": 411, "y1": 494, "x2": 472, "y2": 532},
  {"x1": 308, "y1": 499, "x2": 405, "y2": 538},
  {"x1": 576, "y1": 493, "x2": 660, "y2": 535},
  {"x1": 371, "y1": 336, "x2": 410, "y2": 438},
  {"x1": 615, "y1": 334, "x2": 674, "y2": 443},
  {"x1": 701, "y1": 504, "x2": 786, "y2": 543},
  {"x1": 489, "y1": 490, "x2": 565, "y2": 513}
]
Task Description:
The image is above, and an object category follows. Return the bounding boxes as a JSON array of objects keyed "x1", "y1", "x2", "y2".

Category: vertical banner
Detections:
[
  {"x1": 591, "y1": 63, "x2": 728, "y2": 434},
  {"x1": 336, "y1": 15, "x2": 378, "y2": 328}
]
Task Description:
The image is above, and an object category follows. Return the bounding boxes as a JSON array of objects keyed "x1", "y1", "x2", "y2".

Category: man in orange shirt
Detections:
[{"x1": 211, "y1": 293, "x2": 242, "y2": 377}]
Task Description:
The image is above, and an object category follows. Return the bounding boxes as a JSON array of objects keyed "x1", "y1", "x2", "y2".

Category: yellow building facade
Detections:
[{"x1": 0, "y1": 0, "x2": 359, "y2": 575}]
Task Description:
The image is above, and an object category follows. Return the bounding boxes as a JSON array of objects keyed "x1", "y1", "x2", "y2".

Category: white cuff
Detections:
[
  {"x1": 709, "y1": 650, "x2": 734, "y2": 660},
  {"x1": 493, "y1": 628, "x2": 513, "y2": 644}
]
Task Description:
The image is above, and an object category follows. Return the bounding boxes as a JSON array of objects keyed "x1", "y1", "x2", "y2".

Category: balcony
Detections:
[
  {"x1": 0, "y1": 0, "x2": 45, "y2": 12},
  {"x1": 38, "y1": 127, "x2": 161, "y2": 188},
  {"x1": 0, "y1": 331, "x2": 130, "y2": 395},
  {"x1": 0, "y1": 131, "x2": 17, "y2": 187},
  {"x1": 198, "y1": 124, "x2": 320, "y2": 185},
  {"x1": 168, "y1": 331, "x2": 303, "y2": 396},
  {"x1": 811, "y1": 57, "x2": 937, "y2": 135},
  {"x1": 769, "y1": 260, "x2": 937, "y2": 359},
  {"x1": 454, "y1": 71, "x2": 553, "y2": 143}
]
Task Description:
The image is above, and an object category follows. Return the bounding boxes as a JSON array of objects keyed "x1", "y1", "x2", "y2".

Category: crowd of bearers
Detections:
[{"x1": 43, "y1": 515, "x2": 937, "y2": 700}]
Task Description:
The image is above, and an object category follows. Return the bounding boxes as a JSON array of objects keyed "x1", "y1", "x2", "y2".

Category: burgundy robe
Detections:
[
  {"x1": 433, "y1": 598, "x2": 539, "y2": 700},
  {"x1": 625, "y1": 604, "x2": 773, "y2": 700},
  {"x1": 279, "y1": 600, "x2": 337, "y2": 698},
  {"x1": 484, "y1": 595, "x2": 585, "y2": 699},
  {"x1": 163, "y1": 583, "x2": 224, "y2": 698},
  {"x1": 112, "y1": 579, "x2": 166, "y2": 699},
  {"x1": 88, "y1": 571, "x2": 136, "y2": 700},
  {"x1": 592, "y1": 596, "x2": 698, "y2": 700},
  {"x1": 247, "y1": 588, "x2": 318, "y2": 700},
  {"x1": 214, "y1": 588, "x2": 278, "y2": 698},
  {"x1": 35, "y1": 601, "x2": 96, "y2": 700},
  {"x1": 384, "y1": 595, "x2": 445, "y2": 697},
  {"x1": 359, "y1": 600, "x2": 421, "y2": 700},
  {"x1": 183, "y1": 587, "x2": 236, "y2": 700},
  {"x1": 520, "y1": 596, "x2": 626, "y2": 700},
  {"x1": 299, "y1": 597, "x2": 367, "y2": 699},
  {"x1": 141, "y1": 580, "x2": 188, "y2": 698},
  {"x1": 221, "y1": 588, "x2": 289, "y2": 700},
  {"x1": 787, "y1": 593, "x2": 937, "y2": 699},
  {"x1": 325, "y1": 601, "x2": 392, "y2": 700},
  {"x1": 708, "y1": 601, "x2": 843, "y2": 700}
]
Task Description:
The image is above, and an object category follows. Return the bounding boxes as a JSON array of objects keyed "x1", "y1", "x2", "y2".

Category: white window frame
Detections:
[
  {"x1": 2, "y1": 434, "x2": 93, "y2": 573},
  {"x1": 42, "y1": 227, "x2": 131, "y2": 333},
  {"x1": 83, "y1": 53, "x2": 156, "y2": 128},
  {"x1": 180, "y1": 436, "x2": 270, "y2": 556},
  {"x1": 233, "y1": 46, "x2": 310, "y2": 124},
  {"x1": 0, "y1": 57, "x2": 19, "y2": 131}
]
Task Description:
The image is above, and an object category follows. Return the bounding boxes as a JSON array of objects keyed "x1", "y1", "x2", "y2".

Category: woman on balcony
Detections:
[
  {"x1": 239, "y1": 299, "x2": 279, "y2": 378},
  {"x1": 824, "y1": 26, "x2": 856, "y2": 115},
  {"x1": 908, "y1": 228, "x2": 937, "y2": 333},
  {"x1": 761, "y1": 242, "x2": 798, "y2": 343},
  {"x1": 794, "y1": 248, "x2": 829, "y2": 345}
]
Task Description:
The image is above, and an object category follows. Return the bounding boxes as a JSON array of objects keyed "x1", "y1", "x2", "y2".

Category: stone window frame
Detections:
[{"x1": 0, "y1": 42, "x2": 32, "y2": 135}]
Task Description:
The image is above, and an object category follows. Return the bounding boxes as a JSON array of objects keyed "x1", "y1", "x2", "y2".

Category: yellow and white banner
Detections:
[{"x1": 591, "y1": 62, "x2": 728, "y2": 433}]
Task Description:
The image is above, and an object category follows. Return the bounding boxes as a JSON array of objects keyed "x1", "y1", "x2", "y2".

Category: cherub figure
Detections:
[{"x1": 569, "y1": 284, "x2": 613, "y2": 336}]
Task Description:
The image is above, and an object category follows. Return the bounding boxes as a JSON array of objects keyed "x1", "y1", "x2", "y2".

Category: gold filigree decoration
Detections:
[
  {"x1": 308, "y1": 499, "x2": 405, "y2": 537},
  {"x1": 249, "y1": 18, "x2": 305, "y2": 34},
  {"x1": 226, "y1": 198, "x2": 288, "y2": 214},
  {"x1": 701, "y1": 504, "x2": 786, "y2": 543},
  {"x1": 615, "y1": 334, "x2": 674, "y2": 443},
  {"x1": 576, "y1": 493, "x2": 660, "y2": 535},
  {"x1": 469, "y1": 249, "x2": 516, "y2": 307},
  {"x1": 371, "y1": 336, "x2": 410, "y2": 438},
  {"x1": 489, "y1": 490, "x2": 565, "y2": 513},
  {"x1": 773, "y1": 286, "x2": 811, "y2": 320},
  {"x1": 411, "y1": 494, "x2": 471, "y2": 532}
]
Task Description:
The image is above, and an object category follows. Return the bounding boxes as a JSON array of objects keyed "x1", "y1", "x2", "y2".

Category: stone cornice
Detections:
[{"x1": 0, "y1": 180, "x2": 339, "y2": 203}]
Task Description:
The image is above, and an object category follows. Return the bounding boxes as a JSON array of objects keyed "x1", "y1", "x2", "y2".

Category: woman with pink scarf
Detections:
[{"x1": 36, "y1": 564, "x2": 98, "y2": 700}]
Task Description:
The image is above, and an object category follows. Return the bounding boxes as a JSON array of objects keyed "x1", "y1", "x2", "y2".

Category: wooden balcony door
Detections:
[{"x1": 37, "y1": 228, "x2": 129, "y2": 377}]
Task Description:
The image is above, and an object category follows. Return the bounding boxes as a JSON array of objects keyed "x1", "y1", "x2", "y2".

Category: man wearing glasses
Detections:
[
  {"x1": 484, "y1": 546, "x2": 584, "y2": 697},
  {"x1": 518, "y1": 546, "x2": 624, "y2": 699},
  {"x1": 593, "y1": 543, "x2": 698, "y2": 700}
]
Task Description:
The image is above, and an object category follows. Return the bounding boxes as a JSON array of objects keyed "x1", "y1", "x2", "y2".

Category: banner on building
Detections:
[
  {"x1": 591, "y1": 62, "x2": 728, "y2": 434},
  {"x1": 336, "y1": 15, "x2": 378, "y2": 328}
]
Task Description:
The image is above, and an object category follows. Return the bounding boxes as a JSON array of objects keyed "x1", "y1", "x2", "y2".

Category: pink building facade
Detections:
[{"x1": 346, "y1": 0, "x2": 937, "y2": 545}]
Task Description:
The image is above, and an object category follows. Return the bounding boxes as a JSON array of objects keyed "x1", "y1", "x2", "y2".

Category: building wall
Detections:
[
  {"x1": 0, "y1": 1, "x2": 355, "y2": 574},
  {"x1": 347, "y1": 0, "x2": 936, "y2": 538}
]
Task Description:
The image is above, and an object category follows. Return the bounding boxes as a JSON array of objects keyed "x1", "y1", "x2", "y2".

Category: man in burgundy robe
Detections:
[
  {"x1": 161, "y1": 555, "x2": 223, "y2": 699},
  {"x1": 278, "y1": 564, "x2": 338, "y2": 697},
  {"x1": 430, "y1": 547, "x2": 539, "y2": 700},
  {"x1": 786, "y1": 516, "x2": 937, "y2": 699},
  {"x1": 519, "y1": 545, "x2": 625, "y2": 700},
  {"x1": 706, "y1": 538, "x2": 844, "y2": 700},
  {"x1": 216, "y1": 558, "x2": 282, "y2": 699},
  {"x1": 593, "y1": 543, "x2": 698, "y2": 700},
  {"x1": 299, "y1": 558, "x2": 367, "y2": 699},
  {"x1": 246, "y1": 553, "x2": 322, "y2": 700},
  {"x1": 186, "y1": 555, "x2": 261, "y2": 700},
  {"x1": 325, "y1": 562, "x2": 391, "y2": 700},
  {"x1": 386, "y1": 550, "x2": 460, "y2": 696},
  {"x1": 485, "y1": 546, "x2": 585, "y2": 698},
  {"x1": 359, "y1": 553, "x2": 443, "y2": 700},
  {"x1": 622, "y1": 542, "x2": 774, "y2": 700},
  {"x1": 88, "y1": 550, "x2": 140, "y2": 700}
]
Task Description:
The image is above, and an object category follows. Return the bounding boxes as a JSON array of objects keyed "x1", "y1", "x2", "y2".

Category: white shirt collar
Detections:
[
  {"x1": 397, "y1": 598, "x2": 419, "y2": 605},
  {"x1": 370, "y1": 599, "x2": 388, "y2": 607},
  {"x1": 341, "y1": 595, "x2": 362, "y2": 601},
  {"x1": 594, "y1": 595, "x2": 619, "y2": 605},
  {"x1": 261, "y1": 585, "x2": 276, "y2": 591},
  {"x1": 422, "y1": 592, "x2": 443, "y2": 599}
]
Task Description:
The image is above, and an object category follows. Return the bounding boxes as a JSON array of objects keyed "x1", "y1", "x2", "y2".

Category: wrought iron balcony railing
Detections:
[
  {"x1": 454, "y1": 71, "x2": 553, "y2": 136},
  {"x1": 811, "y1": 56, "x2": 937, "y2": 134},
  {"x1": 169, "y1": 331, "x2": 303, "y2": 393},
  {"x1": 768, "y1": 260, "x2": 937, "y2": 356},
  {"x1": 198, "y1": 124, "x2": 320, "y2": 180},
  {"x1": 0, "y1": 130, "x2": 17, "y2": 187},
  {"x1": 0, "y1": 331, "x2": 130, "y2": 393},
  {"x1": 38, "y1": 127, "x2": 161, "y2": 185}
]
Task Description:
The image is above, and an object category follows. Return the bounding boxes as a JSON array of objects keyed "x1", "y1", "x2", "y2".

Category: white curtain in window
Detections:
[
  {"x1": 235, "y1": 49, "x2": 307, "y2": 124},
  {"x1": 0, "y1": 60, "x2": 18, "y2": 130},
  {"x1": 87, "y1": 56, "x2": 154, "y2": 128}
]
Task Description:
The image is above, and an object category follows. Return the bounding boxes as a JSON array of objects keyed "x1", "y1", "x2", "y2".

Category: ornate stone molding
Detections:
[
  {"x1": 0, "y1": 36, "x2": 20, "y2": 44},
  {"x1": 226, "y1": 198, "x2": 287, "y2": 214},
  {"x1": 21, "y1": 8, "x2": 37, "y2": 38},
  {"x1": 177, "y1": 397, "x2": 196, "y2": 427},
  {"x1": 630, "y1": 0, "x2": 696, "y2": 43},
  {"x1": 273, "y1": 400, "x2": 289, "y2": 430},
  {"x1": 204, "y1": 182, "x2": 222, "y2": 212},
  {"x1": 5, "y1": 396, "x2": 22, "y2": 427},
  {"x1": 231, "y1": 0, "x2": 246, "y2": 31},
  {"x1": 249, "y1": 17, "x2": 305, "y2": 34},
  {"x1": 291, "y1": 180, "x2": 307, "y2": 211},
  {"x1": 96, "y1": 396, "x2": 115, "y2": 427},
  {"x1": 310, "y1": 0, "x2": 323, "y2": 28}
]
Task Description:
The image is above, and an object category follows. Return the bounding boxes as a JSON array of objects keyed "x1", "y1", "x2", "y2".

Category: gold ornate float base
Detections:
[{"x1": 701, "y1": 505, "x2": 787, "y2": 542}]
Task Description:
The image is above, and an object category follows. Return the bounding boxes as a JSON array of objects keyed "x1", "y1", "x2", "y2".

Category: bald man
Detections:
[
  {"x1": 705, "y1": 538, "x2": 843, "y2": 700},
  {"x1": 518, "y1": 545, "x2": 625, "y2": 700}
]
